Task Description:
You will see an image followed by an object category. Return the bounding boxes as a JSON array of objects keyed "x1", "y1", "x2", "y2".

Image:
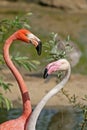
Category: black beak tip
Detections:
[
  {"x1": 43, "y1": 68, "x2": 48, "y2": 79},
  {"x1": 36, "y1": 41, "x2": 42, "y2": 55}
]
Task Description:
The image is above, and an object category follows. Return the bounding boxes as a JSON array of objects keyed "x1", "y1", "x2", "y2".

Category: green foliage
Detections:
[
  {"x1": 44, "y1": 32, "x2": 71, "y2": 62},
  {"x1": 0, "y1": 78, "x2": 13, "y2": 110},
  {"x1": 62, "y1": 89, "x2": 87, "y2": 130},
  {"x1": 0, "y1": 54, "x2": 4, "y2": 65},
  {"x1": 0, "y1": 93, "x2": 13, "y2": 111},
  {"x1": 0, "y1": 13, "x2": 32, "y2": 43},
  {"x1": 0, "y1": 78, "x2": 12, "y2": 91},
  {"x1": 12, "y1": 54, "x2": 40, "y2": 71}
]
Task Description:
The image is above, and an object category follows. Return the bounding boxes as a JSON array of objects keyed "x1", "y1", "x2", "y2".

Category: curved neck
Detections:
[
  {"x1": 3, "y1": 34, "x2": 32, "y2": 117},
  {"x1": 26, "y1": 65, "x2": 71, "y2": 130}
]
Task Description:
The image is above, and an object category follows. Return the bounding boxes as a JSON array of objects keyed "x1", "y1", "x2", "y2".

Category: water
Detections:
[{"x1": 0, "y1": 107, "x2": 84, "y2": 130}]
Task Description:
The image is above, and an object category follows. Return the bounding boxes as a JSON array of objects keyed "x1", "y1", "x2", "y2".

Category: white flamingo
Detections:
[{"x1": 26, "y1": 59, "x2": 71, "y2": 130}]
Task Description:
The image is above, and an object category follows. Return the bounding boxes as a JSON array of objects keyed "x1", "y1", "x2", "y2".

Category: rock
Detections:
[
  {"x1": 66, "y1": 41, "x2": 81, "y2": 67},
  {"x1": 39, "y1": 0, "x2": 87, "y2": 11},
  {"x1": 54, "y1": 35, "x2": 81, "y2": 67}
]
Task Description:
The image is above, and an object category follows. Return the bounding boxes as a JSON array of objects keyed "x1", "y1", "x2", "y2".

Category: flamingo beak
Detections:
[
  {"x1": 27, "y1": 34, "x2": 42, "y2": 55},
  {"x1": 36, "y1": 41, "x2": 42, "y2": 55},
  {"x1": 43, "y1": 68, "x2": 48, "y2": 79}
]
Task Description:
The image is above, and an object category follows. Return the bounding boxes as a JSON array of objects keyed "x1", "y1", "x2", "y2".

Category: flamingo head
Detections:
[
  {"x1": 43, "y1": 59, "x2": 69, "y2": 78},
  {"x1": 15, "y1": 29, "x2": 42, "y2": 55}
]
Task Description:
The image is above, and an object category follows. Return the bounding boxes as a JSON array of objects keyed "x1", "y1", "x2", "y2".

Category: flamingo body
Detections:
[
  {"x1": 0, "y1": 29, "x2": 42, "y2": 130},
  {"x1": 0, "y1": 116, "x2": 27, "y2": 130},
  {"x1": 26, "y1": 59, "x2": 71, "y2": 130}
]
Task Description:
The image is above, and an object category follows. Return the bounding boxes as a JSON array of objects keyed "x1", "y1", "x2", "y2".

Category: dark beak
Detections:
[
  {"x1": 36, "y1": 41, "x2": 42, "y2": 55},
  {"x1": 43, "y1": 68, "x2": 48, "y2": 79}
]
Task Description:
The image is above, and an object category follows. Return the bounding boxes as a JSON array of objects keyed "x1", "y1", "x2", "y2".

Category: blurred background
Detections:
[{"x1": 0, "y1": 0, "x2": 87, "y2": 74}]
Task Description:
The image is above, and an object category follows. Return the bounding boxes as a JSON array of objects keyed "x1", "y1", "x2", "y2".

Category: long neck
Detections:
[
  {"x1": 26, "y1": 65, "x2": 71, "y2": 130},
  {"x1": 3, "y1": 35, "x2": 32, "y2": 118}
]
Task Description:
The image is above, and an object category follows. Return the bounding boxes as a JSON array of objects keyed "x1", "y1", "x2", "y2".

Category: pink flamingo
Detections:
[
  {"x1": 26, "y1": 59, "x2": 71, "y2": 130},
  {"x1": 0, "y1": 29, "x2": 42, "y2": 130}
]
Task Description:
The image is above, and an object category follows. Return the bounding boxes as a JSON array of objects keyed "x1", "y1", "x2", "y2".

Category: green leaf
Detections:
[
  {"x1": 0, "y1": 78, "x2": 12, "y2": 91},
  {"x1": 0, "y1": 93, "x2": 12, "y2": 110},
  {"x1": 4, "y1": 97, "x2": 13, "y2": 110}
]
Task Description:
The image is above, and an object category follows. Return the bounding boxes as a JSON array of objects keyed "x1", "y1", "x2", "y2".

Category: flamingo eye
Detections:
[
  {"x1": 25, "y1": 33, "x2": 28, "y2": 37},
  {"x1": 62, "y1": 62, "x2": 65, "y2": 64}
]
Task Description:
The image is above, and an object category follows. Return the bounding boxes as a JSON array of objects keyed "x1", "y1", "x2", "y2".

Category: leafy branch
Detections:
[
  {"x1": 44, "y1": 32, "x2": 72, "y2": 63},
  {"x1": 0, "y1": 13, "x2": 32, "y2": 43},
  {"x1": 12, "y1": 55, "x2": 40, "y2": 71},
  {"x1": 0, "y1": 78, "x2": 13, "y2": 110},
  {"x1": 62, "y1": 89, "x2": 87, "y2": 130},
  {"x1": 0, "y1": 93, "x2": 13, "y2": 111}
]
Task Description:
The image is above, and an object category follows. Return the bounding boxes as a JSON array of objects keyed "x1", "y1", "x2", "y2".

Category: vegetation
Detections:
[{"x1": 62, "y1": 89, "x2": 87, "y2": 130}]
